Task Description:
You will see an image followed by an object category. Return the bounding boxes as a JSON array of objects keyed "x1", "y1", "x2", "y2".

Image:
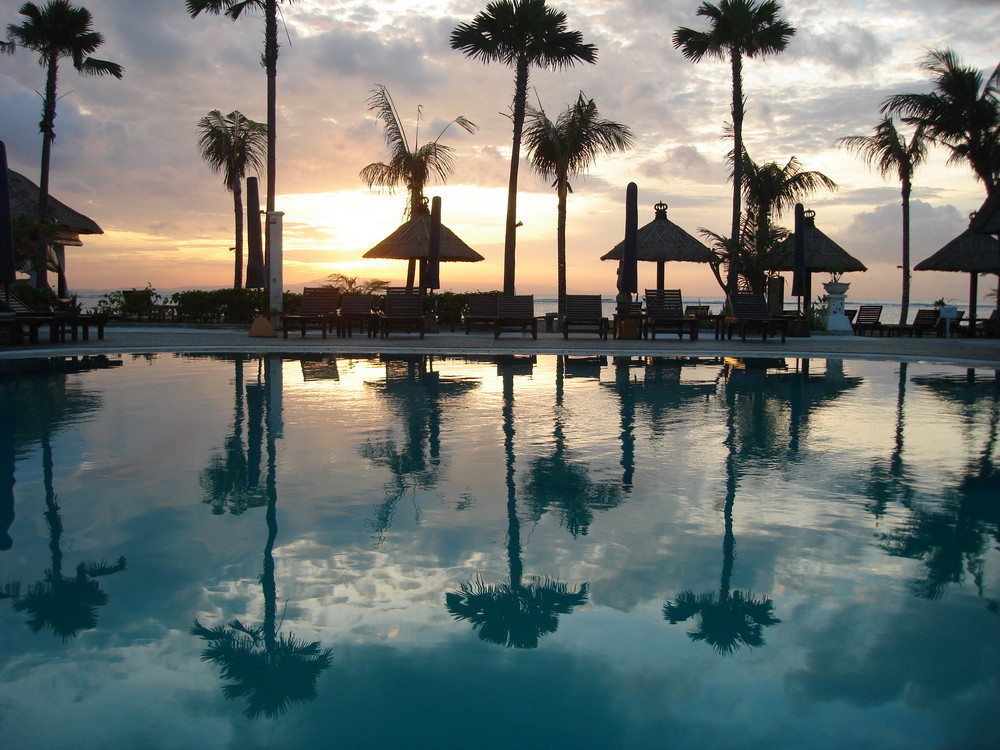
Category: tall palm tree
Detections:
[
  {"x1": 451, "y1": 0, "x2": 597, "y2": 294},
  {"x1": 837, "y1": 119, "x2": 927, "y2": 324},
  {"x1": 3, "y1": 0, "x2": 124, "y2": 290},
  {"x1": 882, "y1": 49, "x2": 1000, "y2": 197},
  {"x1": 673, "y1": 0, "x2": 795, "y2": 299},
  {"x1": 524, "y1": 93, "x2": 633, "y2": 312},
  {"x1": 360, "y1": 85, "x2": 477, "y2": 288},
  {"x1": 186, "y1": 1, "x2": 292, "y2": 223},
  {"x1": 197, "y1": 110, "x2": 268, "y2": 289}
]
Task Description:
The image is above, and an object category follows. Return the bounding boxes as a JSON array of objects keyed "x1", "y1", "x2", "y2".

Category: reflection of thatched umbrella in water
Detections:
[
  {"x1": 361, "y1": 355, "x2": 481, "y2": 541},
  {"x1": 193, "y1": 356, "x2": 332, "y2": 718},
  {"x1": 363, "y1": 206, "x2": 485, "y2": 290},
  {"x1": 914, "y1": 228, "x2": 1000, "y2": 328},
  {"x1": 863, "y1": 363, "x2": 916, "y2": 519},
  {"x1": 446, "y1": 362, "x2": 588, "y2": 649},
  {"x1": 600, "y1": 201, "x2": 718, "y2": 291},
  {"x1": 521, "y1": 356, "x2": 623, "y2": 537},
  {"x1": 664, "y1": 362, "x2": 781, "y2": 655},
  {"x1": 878, "y1": 372, "x2": 1000, "y2": 602}
]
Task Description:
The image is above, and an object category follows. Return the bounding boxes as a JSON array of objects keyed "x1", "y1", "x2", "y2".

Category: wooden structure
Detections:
[
  {"x1": 643, "y1": 289, "x2": 699, "y2": 340},
  {"x1": 725, "y1": 292, "x2": 787, "y2": 342},
  {"x1": 494, "y1": 295, "x2": 537, "y2": 340},
  {"x1": 562, "y1": 294, "x2": 609, "y2": 339},
  {"x1": 281, "y1": 287, "x2": 340, "y2": 338}
]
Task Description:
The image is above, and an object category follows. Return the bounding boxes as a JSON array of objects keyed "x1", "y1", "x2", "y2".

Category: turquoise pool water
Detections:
[{"x1": 1, "y1": 353, "x2": 997, "y2": 749}]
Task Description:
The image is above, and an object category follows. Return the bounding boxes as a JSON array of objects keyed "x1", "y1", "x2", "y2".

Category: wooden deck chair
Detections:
[
  {"x1": 726, "y1": 292, "x2": 787, "y2": 342},
  {"x1": 886, "y1": 308, "x2": 938, "y2": 337},
  {"x1": 380, "y1": 289, "x2": 426, "y2": 338},
  {"x1": 281, "y1": 287, "x2": 340, "y2": 338},
  {"x1": 336, "y1": 294, "x2": 377, "y2": 338},
  {"x1": 464, "y1": 295, "x2": 499, "y2": 333},
  {"x1": 644, "y1": 289, "x2": 698, "y2": 340},
  {"x1": 494, "y1": 295, "x2": 537, "y2": 339},
  {"x1": 562, "y1": 294, "x2": 608, "y2": 339},
  {"x1": 853, "y1": 305, "x2": 883, "y2": 336}
]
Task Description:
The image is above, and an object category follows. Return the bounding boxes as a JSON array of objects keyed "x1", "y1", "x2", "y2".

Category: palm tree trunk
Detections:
[
  {"x1": 900, "y1": 179, "x2": 911, "y2": 324},
  {"x1": 233, "y1": 178, "x2": 244, "y2": 289},
  {"x1": 556, "y1": 179, "x2": 568, "y2": 315},
  {"x1": 36, "y1": 54, "x2": 60, "y2": 290},
  {"x1": 503, "y1": 57, "x2": 530, "y2": 295},
  {"x1": 728, "y1": 50, "x2": 744, "y2": 299}
]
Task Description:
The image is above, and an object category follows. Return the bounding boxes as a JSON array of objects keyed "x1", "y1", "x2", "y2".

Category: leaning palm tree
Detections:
[
  {"x1": 197, "y1": 110, "x2": 268, "y2": 288},
  {"x1": 672, "y1": 0, "x2": 795, "y2": 299},
  {"x1": 524, "y1": 92, "x2": 633, "y2": 313},
  {"x1": 881, "y1": 49, "x2": 1000, "y2": 197},
  {"x1": 3, "y1": 0, "x2": 124, "y2": 291},
  {"x1": 186, "y1": 1, "x2": 293, "y2": 222},
  {"x1": 837, "y1": 118, "x2": 927, "y2": 324},
  {"x1": 451, "y1": 0, "x2": 597, "y2": 294},
  {"x1": 359, "y1": 85, "x2": 477, "y2": 287}
]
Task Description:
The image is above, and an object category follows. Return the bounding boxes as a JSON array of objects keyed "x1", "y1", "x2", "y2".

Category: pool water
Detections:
[{"x1": 1, "y1": 353, "x2": 997, "y2": 750}]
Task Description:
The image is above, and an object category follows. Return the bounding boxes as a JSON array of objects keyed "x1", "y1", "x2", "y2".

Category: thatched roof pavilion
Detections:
[
  {"x1": 970, "y1": 192, "x2": 1000, "y2": 234},
  {"x1": 8, "y1": 169, "x2": 103, "y2": 296},
  {"x1": 915, "y1": 227, "x2": 1000, "y2": 324},
  {"x1": 600, "y1": 202, "x2": 717, "y2": 290}
]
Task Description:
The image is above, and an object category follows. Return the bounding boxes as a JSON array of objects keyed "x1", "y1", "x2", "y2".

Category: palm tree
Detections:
[
  {"x1": 837, "y1": 118, "x2": 927, "y2": 324},
  {"x1": 882, "y1": 49, "x2": 1000, "y2": 197},
  {"x1": 359, "y1": 85, "x2": 477, "y2": 288},
  {"x1": 451, "y1": 0, "x2": 597, "y2": 294},
  {"x1": 673, "y1": 0, "x2": 795, "y2": 299},
  {"x1": 524, "y1": 93, "x2": 633, "y2": 312},
  {"x1": 3, "y1": 0, "x2": 124, "y2": 291},
  {"x1": 739, "y1": 151, "x2": 837, "y2": 292},
  {"x1": 323, "y1": 273, "x2": 389, "y2": 295},
  {"x1": 186, "y1": 1, "x2": 292, "y2": 222},
  {"x1": 196, "y1": 110, "x2": 268, "y2": 289}
]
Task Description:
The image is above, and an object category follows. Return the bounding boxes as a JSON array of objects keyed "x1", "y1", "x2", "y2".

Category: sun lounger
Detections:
[
  {"x1": 725, "y1": 292, "x2": 787, "y2": 342},
  {"x1": 853, "y1": 304, "x2": 883, "y2": 336},
  {"x1": 336, "y1": 294, "x2": 377, "y2": 337},
  {"x1": 380, "y1": 288, "x2": 426, "y2": 338},
  {"x1": 644, "y1": 289, "x2": 699, "y2": 340},
  {"x1": 464, "y1": 295, "x2": 499, "y2": 333},
  {"x1": 562, "y1": 294, "x2": 608, "y2": 339},
  {"x1": 884, "y1": 308, "x2": 938, "y2": 337},
  {"x1": 494, "y1": 295, "x2": 537, "y2": 339},
  {"x1": 281, "y1": 287, "x2": 340, "y2": 338}
]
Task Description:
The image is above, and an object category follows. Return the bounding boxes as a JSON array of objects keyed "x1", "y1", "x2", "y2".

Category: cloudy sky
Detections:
[{"x1": 2, "y1": 0, "x2": 997, "y2": 304}]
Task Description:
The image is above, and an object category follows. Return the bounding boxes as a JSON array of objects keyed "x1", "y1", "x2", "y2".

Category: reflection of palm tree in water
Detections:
[
  {"x1": 1, "y1": 418, "x2": 125, "y2": 640},
  {"x1": 878, "y1": 371, "x2": 1000, "y2": 604},
  {"x1": 200, "y1": 356, "x2": 269, "y2": 515},
  {"x1": 446, "y1": 365, "x2": 588, "y2": 648},
  {"x1": 522, "y1": 356, "x2": 622, "y2": 537},
  {"x1": 193, "y1": 357, "x2": 332, "y2": 718},
  {"x1": 664, "y1": 378, "x2": 779, "y2": 655}
]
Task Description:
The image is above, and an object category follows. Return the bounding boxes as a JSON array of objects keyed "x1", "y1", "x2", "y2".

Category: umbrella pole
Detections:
[
  {"x1": 656, "y1": 261, "x2": 664, "y2": 291},
  {"x1": 969, "y1": 272, "x2": 977, "y2": 328}
]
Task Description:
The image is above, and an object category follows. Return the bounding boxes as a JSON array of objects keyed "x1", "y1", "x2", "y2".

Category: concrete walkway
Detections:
[{"x1": 3, "y1": 322, "x2": 998, "y2": 366}]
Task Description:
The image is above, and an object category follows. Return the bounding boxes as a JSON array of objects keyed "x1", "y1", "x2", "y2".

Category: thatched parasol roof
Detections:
[
  {"x1": 8, "y1": 169, "x2": 103, "y2": 246},
  {"x1": 601, "y1": 202, "x2": 716, "y2": 263},
  {"x1": 914, "y1": 228, "x2": 1000, "y2": 273},
  {"x1": 969, "y1": 192, "x2": 1000, "y2": 235},
  {"x1": 364, "y1": 214, "x2": 483, "y2": 262},
  {"x1": 771, "y1": 211, "x2": 866, "y2": 272}
]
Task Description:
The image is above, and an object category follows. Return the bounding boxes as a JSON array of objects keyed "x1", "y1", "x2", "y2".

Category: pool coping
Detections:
[{"x1": 2, "y1": 324, "x2": 998, "y2": 367}]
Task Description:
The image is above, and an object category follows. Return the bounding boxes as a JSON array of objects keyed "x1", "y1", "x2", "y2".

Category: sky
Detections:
[{"x1": 1, "y1": 0, "x2": 998, "y2": 306}]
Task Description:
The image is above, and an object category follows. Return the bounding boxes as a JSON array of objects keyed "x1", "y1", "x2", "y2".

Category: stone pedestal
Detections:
[{"x1": 823, "y1": 282, "x2": 852, "y2": 333}]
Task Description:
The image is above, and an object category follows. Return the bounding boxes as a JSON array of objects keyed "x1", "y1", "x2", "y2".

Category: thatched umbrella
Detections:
[
  {"x1": 363, "y1": 212, "x2": 483, "y2": 290},
  {"x1": 914, "y1": 227, "x2": 1000, "y2": 325},
  {"x1": 601, "y1": 201, "x2": 717, "y2": 290},
  {"x1": 771, "y1": 209, "x2": 866, "y2": 304},
  {"x1": 7, "y1": 169, "x2": 103, "y2": 297}
]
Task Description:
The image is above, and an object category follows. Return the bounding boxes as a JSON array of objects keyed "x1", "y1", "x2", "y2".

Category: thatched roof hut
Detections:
[
  {"x1": 915, "y1": 227, "x2": 1000, "y2": 323},
  {"x1": 970, "y1": 192, "x2": 1000, "y2": 234},
  {"x1": 364, "y1": 214, "x2": 482, "y2": 262},
  {"x1": 600, "y1": 202, "x2": 716, "y2": 290},
  {"x1": 771, "y1": 210, "x2": 866, "y2": 273},
  {"x1": 8, "y1": 169, "x2": 103, "y2": 246}
]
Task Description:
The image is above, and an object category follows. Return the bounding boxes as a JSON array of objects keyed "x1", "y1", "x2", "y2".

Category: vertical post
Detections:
[{"x1": 266, "y1": 211, "x2": 284, "y2": 319}]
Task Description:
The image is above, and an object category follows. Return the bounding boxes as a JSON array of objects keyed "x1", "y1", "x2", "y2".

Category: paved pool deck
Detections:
[{"x1": 2, "y1": 322, "x2": 998, "y2": 367}]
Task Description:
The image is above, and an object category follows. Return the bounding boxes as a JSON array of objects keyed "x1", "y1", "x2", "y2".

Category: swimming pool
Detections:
[{"x1": 1, "y1": 352, "x2": 997, "y2": 749}]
